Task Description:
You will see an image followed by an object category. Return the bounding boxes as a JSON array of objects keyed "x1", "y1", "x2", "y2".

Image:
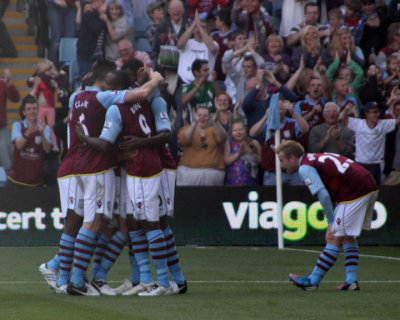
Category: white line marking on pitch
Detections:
[{"x1": 2, "y1": 280, "x2": 400, "y2": 284}]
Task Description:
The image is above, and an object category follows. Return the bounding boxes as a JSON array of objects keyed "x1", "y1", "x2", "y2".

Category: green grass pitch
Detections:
[{"x1": 1, "y1": 246, "x2": 399, "y2": 320}]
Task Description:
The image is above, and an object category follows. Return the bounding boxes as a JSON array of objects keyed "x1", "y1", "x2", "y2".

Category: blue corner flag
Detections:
[{"x1": 266, "y1": 93, "x2": 280, "y2": 142}]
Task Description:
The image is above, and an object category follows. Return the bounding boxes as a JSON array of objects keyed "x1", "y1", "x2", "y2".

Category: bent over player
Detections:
[{"x1": 276, "y1": 140, "x2": 378, "y2": 291}]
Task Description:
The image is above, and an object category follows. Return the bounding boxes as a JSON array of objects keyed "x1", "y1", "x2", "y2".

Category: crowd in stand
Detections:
[{"x1": 1, "y1": 0, "x2": 400, "y2": 187}]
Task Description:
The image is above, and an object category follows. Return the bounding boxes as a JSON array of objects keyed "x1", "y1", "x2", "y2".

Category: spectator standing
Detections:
[
  {"x1": 222, "y1": 29, "x2": 263, "y2": 105},
  {"x1": 286, "y1": 2, "x2": 329, "y2": 47},
  {"x1": 0, "y1": 0, "x2": 17, "y2": 57},
  {"x1": 181, "y1": 59, "x2": 223, "y2": 117},
  {"x1": 328, "y1": 27, "x2": 365, "y2": 67},
  {"x1": 46, "y1": 0, "x2": 77, "y2": 67},
  {"x1": 77, "y1": 0, "x2": 106, "y2": 79},
  {"x1": 382, "y1": 54, "x2": 400, "y2": 97},
  {"x1": 250, "y1": 94, "x2": 309, "y2": 186},
  {"x1": 358, "y1": 0, "x2": 388, "y2": 65},
  {"x1": 308, "y1": 102, "x2": 355, "y2": 158},
  {"x1": 211, "y1": 8, "x2": 234, "y2": 83},
  {"x1": 375, "y1": 22, "x2": 400, "y2": 72},
  {"x1": 279, "y1": 0, "x2": 310, "y2": 39},
  {"x1": 231, "y1": 0, "x2": 273, "y2": 55},
  {"x1": 176, "y1": 10, "x2": 219, "y2": 85},
  {"x1": 8, "y1": 95, "x2": 51, "y2": 187},
  {"x1": 324, "y1": 7, "x2": 344, "y2": 46},
  {"x1": 210, "y1": 92, "x2": 242, "y2": 133},
  {"x1": 177, "y1": 107, "x2": 227, "y2": 185},
  {"x1": 174, "y1": 10, "x2": 219, "y2": 127},
  {"x1": 384, "y1": 100, "x2": 400, "y2": 185},
  {"x1": 290, "y1": 25, "x2": 333, "y2": 72},
  {"x1": 340, "y1": 101, "x2": 400, "y2": 184},
  {"x1": 326, "y1": 50, "x2": 365, "y2": 111},
  {"x1": 223, "y1": 120, "x2": 261, "y2": 185},
  {"x1": 358, "y1": 63, "x2": 386, "y2": 108},
  {"x1": 222, "y1": 37, "x2": 265, "y2": 111},
  {"x1": 157, "y1": 0, "x2": 187, "y2": 51},
  {"x1": 263, "y1": 33, "x2": 290, "y2": 94},
  {"x1": 187, "y1": 0, "x2": 227, "y2": 22},
  {"x1": 294, "y1": 75, "x2": 327, "y2": 150},
  {"x1": 104, "y1": 0, "x2": 131, "y2": 61},
  {"x1": 0, "y1": 69, "x2": 20, "y2": 171},
  {"x1": 145, "y1": 1, "x2": 166, "y2": 65}
]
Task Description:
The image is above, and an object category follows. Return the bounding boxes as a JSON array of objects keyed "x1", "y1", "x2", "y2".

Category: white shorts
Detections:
[
  {"x1": 113, "y1": 168, "x2": 127, "y2": 219},
  {"x1": 57, "y1": 175, "x2": 84, "y2": 218},
  {"x1": 126, "y1": 173, "x2": 161, "y2": 222},
  {"x1": 77, "y1": 169, "x2": 115, "y2": 223},
  {"x1": 159, "y1": 169, "x2": 176, "y2": 217},
  {"x1": 332, "y1": 191, "x2": 379, "y2": 237},
  {"x1": 176, "y1": 165, "x2": 225, "y2": 186}
]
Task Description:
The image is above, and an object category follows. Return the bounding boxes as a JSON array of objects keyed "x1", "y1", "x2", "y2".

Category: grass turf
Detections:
[{"x1": 0, "y1": 246, "x2": 399, "y2": 320}]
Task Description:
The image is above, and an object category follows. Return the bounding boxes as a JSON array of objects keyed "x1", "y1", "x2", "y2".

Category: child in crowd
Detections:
[
  {"x1": 28, "y1": 59, "x2": 68, "y2": 152},
  {"x1": 146, "y1": 1, "x2": 166, "y2": 66},
  {"x1": 383, "y1": 54, "x2": 400, "y2": 97},
  {"x1": 343, "y1": 0, "x2": 363, "y2": 44},
  {"x1": 325, "y1": 7, "x2": 344, "y2": 46},
  {"x1": 223, "y1": 120, "x2": 261, "y2": 186},
  {"x1": 326, "y1": 50, "x2": 364, "y2": 111},
  {"x1": 332, "y1": 77, "x2": 359, "y2": 113}
]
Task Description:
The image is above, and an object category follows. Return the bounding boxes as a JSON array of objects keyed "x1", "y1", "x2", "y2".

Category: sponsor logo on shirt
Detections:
[
  {"x1": 160, "y1": 112, "x2": 169, "y2": 121},
  {"x1": 104, "y1": 121, "x2": 112, "y2": 129}
]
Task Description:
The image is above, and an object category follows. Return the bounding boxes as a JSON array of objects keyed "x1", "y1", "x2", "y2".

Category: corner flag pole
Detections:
[{"x1": 275, "y1": 131, "x2": 284, "y2": 249}]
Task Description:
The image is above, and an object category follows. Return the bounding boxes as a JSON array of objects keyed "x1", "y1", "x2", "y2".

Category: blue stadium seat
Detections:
[
  {"x1": 58, "y1": 37, "x2": 79, "y2": 90},
  {"x1": 135, "y1": 37, "x2": 152, "y2": 54},
  {"x1": 134, "y1": 16, "x2": 151, "y2": 38}
]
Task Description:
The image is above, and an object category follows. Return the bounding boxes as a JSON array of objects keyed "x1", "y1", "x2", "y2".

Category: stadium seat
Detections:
[
  {"x1": 135, "y1": 37, "x2": 152, "y2": 54},
  {"x1": 58, "y1": 37, "x2": 79, "y2": 91},
  {"x1": 134, "y1": 16, "x2": 151, "y2": 38}
]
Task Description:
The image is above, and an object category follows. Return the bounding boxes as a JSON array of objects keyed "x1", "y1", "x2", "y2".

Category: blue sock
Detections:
[
  {"x1": 56, "y1": 233, "x2": 75, "y2": 286},
  {"x1": 130, "y1": 229, "x2": 152, "y2": 284},
  {"x1": 344, "y1": 243, "x2": 359, "y2": 284},
  {"x1": 47, "y1": 254, "x2": 60, "y2": 271},
  {"x1": 163, "y1": 226, "x2": 185, "y2": 284},
  {"x1": 146, "y1": 229, "x2": 169, "y2": 288},
  {"x1": 128, "y1": 244, "x2": 140, "y2": 284},
  {"x1": 309, "y1": 244, "x2": 340, "y2": 286},
  {"x1": 95, "y1": 231, "x2": 127, "y2": 281},
  {"x1": 91, "y1": 233, "x2": 110, "y2": 280},
  {"x1": 70, "y1": 228, "x2": 97, "y2": 288}
]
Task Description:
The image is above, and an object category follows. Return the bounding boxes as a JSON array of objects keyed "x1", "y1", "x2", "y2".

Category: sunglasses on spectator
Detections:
[{"x1": 200, "y1": 136, "x2": 208, "y2": 149}]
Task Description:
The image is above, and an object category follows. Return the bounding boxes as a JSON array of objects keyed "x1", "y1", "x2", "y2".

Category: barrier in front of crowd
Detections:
[{"x1": 0, "y1": 186, "x2": 399, "y2": 246}]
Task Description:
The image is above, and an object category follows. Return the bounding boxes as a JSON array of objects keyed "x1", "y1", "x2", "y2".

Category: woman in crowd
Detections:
[
  {"x1": 223, "y1": 120, "x2": 261, "y2": 186},
  {"x1": 177, "y1": 107, "x2": 227, "y2": 186},
  {"x1": 329, "y1": 27, "x2": 365, "y2": 67},
  {"x1": 263, "y1": 34, "x2": 290, "y2": 94},
  {"x1": 104, "y1": 0, "x2": 131, "y2": 61},
  {"x1": 291, "y1": 25, "x2": 332, "y2": 73},
  {"x1": 209, "y1": 92, "x2": 241, "y2": 133}
]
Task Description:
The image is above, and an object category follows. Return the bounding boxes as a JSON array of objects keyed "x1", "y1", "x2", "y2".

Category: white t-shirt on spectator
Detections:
[
  {"x1": 348, "y1": 117, "x2": 396, "y2": 164},
  {"x1": 177, "y1": 38, "x2": 218, "y2": 84}
]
